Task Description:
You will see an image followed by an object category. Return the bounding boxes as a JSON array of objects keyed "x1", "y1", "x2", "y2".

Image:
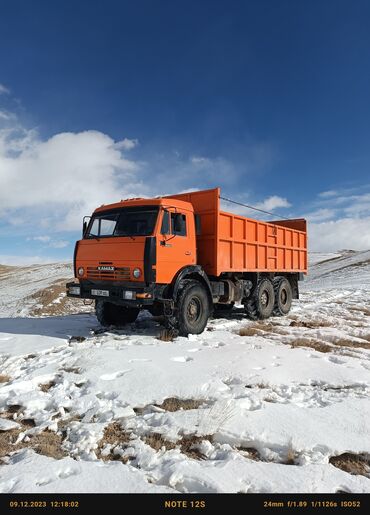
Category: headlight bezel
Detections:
[
  {"x1": 78, "y1": 267, "x2": 84, "y2": 277},
  {"x1": 133, "y1": 268, "x2": 142, "y2": 279}
]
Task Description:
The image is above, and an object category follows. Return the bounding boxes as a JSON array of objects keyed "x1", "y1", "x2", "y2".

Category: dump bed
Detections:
[{"x1": 168, "y1": 188, "x2": 307, "y2": 277}]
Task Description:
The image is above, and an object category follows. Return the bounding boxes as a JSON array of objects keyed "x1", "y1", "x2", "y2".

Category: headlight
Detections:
[
  {"x1": 133, "y1": 268, "x2": 141, "y2": 279},
  {"x1": 68, "y1": 286, "x2": 81, "y2": 295},
  {"x1": 78, "y1": 267, "x2": 84, "y2": 277}
]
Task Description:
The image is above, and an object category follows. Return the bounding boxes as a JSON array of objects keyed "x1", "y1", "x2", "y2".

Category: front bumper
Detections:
[{"x1": 66, "y1": 280, "x2": 157, "y2": 307}]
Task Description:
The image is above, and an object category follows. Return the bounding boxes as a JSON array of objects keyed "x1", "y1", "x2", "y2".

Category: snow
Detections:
[{"x1": 0, "y1": 251, "x2": 369, "y2": 493}]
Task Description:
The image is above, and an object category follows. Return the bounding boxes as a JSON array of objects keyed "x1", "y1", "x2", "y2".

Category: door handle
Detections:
[{"x1": 185, "y1": 251, "x2": 191, "y2": 255}]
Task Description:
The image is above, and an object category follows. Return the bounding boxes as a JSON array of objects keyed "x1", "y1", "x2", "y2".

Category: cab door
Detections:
[{"x1": 156, "y1": 208, "x2": 196, "y2": 284}]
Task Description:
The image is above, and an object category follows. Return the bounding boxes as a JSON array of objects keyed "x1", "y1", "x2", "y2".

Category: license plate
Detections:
[{"x1": 91, "y1": 289, "x2": 109, "y2": 297}]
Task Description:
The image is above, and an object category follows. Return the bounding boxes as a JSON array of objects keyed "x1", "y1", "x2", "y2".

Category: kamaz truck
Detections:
[{"x1": 67, "y1": 188, "x2": 307, "y2": 335}]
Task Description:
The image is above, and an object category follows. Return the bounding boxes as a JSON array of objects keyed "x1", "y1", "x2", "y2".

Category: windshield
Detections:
[{"x1": 86, "y1": 206, "x2": 159, "y2": 238}]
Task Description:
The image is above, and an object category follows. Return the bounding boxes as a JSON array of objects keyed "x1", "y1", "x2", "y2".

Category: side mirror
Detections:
[{"x1": 82, "y1": 216, "x2": 91, "y2": 237}]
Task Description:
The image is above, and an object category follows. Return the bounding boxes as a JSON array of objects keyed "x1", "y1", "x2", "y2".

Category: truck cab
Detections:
[{"x1": 67, "y1": 197, "x2": 203, "y2": 331}]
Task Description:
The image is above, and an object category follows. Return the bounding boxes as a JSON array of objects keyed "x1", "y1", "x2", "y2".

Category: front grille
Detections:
[{"x1": 86, "y1": 267, "x2": 131, "y2": 281}]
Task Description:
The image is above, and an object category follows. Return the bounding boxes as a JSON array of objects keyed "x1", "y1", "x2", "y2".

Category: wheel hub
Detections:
[
  {"x1": 260, "y1": 290, "x2": 269, "y2": 307},
  {"x1": 187, "y1": 297, "x2": 201, "y2": 323}
]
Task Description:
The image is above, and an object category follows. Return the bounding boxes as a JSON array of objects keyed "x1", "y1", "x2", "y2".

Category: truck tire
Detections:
[
  {"x1": 95, "y1": 300, "x2": 139, "y2": 327},
  {"x1": 272, "y1": 277, "x2": 292, "y2": 316},
  {"x1": 244, "y1": 278, "x2": 275, "y2": 320},
  {"x1": 176, "y1": 280, "x2": 210, "y2": 336}
]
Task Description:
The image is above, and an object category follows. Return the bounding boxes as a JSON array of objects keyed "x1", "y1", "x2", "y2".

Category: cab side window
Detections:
[
  {"x1": 161, "y1": 210, "x2": 170, "y2": 234},
  {"x1": 171, "y1": 213, "x2": 187, "y2": 236}
]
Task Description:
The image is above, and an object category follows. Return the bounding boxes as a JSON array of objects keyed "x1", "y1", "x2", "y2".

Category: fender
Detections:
[{"x1": 171, "y1": 265, "x2": 213, "y2": 301}]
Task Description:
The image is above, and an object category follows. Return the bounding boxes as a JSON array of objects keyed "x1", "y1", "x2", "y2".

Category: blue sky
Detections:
[{"x1": 1, "y1": 0, "x2": 370, "y2": 263}]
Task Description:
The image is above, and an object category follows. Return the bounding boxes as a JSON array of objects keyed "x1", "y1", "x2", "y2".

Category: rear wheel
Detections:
[
  {"x1": 95, "y1": 300, "x2": 140, "y2": 327},
  {"x1": 272, "y1": 277, "x2": 292, "y2": 316},
  {"x1": 176, "y1": 280, "x2": 210, "y2": 336},
  {"x1": 244, "y1": 278, "x2": 275, "y2": 320}
]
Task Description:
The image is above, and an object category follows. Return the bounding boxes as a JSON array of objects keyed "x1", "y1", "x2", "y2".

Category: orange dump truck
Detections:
[{"x1": 67, "y1": 188, "x2": 307, "y2": 335}]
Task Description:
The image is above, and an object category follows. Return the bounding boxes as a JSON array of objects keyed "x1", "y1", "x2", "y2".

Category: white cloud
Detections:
[
  {"x1": 27, "y1": 235, "x2": 51, "y2": 243},
  {"x1": 304, "y1": 208, "x2": 337, "y2": 222},
  {"x1": 0, "y1": 124, "x2": 147, "y2": 231},
  {"x1": 190, "y1": 156, "x2": 211, "y2": 165},
  {"x1": 0, "y1": 110, "x2": 12, "y2": 120},
  {"x1": 0, "y1": 84, "x2": 10, "y2": 95},
  {"x1": 318, "y1": 189, "x2": 338, "y2": 198},
  {"x1": 256, "y1": 195, "x2": 291, "y2": 212},
  {"x1": 49, "y1": 240, "x2": 69, "y2": 248},
  {"x1": 114, "y1": 138, "x2": 138, "y2": 151},
  {"x1": 310, "y1": 217, "x2": 370, "y2": 252}
]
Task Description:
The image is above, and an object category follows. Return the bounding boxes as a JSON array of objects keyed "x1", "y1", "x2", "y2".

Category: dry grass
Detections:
[
  {"x1": 245, "y1": 382, "x2": 269, "y2": 389},
  {"x1": 0, "y1": 375, "x2": 10, "y2": 383},
  {"x1": 239, "y1": 322, "x2": 289, "y2": 337},
  {"x1": 237, "y1": 446, "x2": 262, "y2": 461},
  {"x1": 288, "y1": 338, "x2": 332, "y2": 353},
  {"x1": 289, "y1": 319, "x2": 332, "y2": 328},
  {"x1": 329, "y1": 337, "x2": 370, "y2": 350},
  {"x1": 157, "y1": 328, "x2": 177, "y2": 342},
  {"x1": 282, "y1": 446, "x2": 297, "y2": 465},
  {"x1": 28, "y1": 278, "x2": 90, "y2": 317},
  {"x1": 156, "y1": 397, "x2": 205, "y2": 412},
  {"x1": 96, "y1": 422, "x2": 132, "y2": 463},
  {"x1": 144, "y1": 432, "x2": 213, "y2": 460},
  {"x1": 348, "y1": 306, "x2": 370, "y2": 317},
  {"x1": 144, "y1": 433, "x2": 176, "y2": 452},
  {"x1": 0, "y1": 424, "x2": 66, "y2": 461},
  {"x1": 180, "y1": 434, "x2": 212, "y2": 460},
  {"x1": 329, "y1": 453, "x2": 370, "y2": 478},
  {"x1": 7, "y1": 405, "x2": 22, "y2": 414},
  {"x1": 68, "y1": 336, "x2": 86, "y2": 343},
  {"x1": 61, "y1": 367, "x2": 82, "y2": 374},
  {"x1": 239, "y1": 327, "x2": 261, "y2": 337},
  {"x1": 39, "y1": 381, "x2": 56, "y2": 392}
]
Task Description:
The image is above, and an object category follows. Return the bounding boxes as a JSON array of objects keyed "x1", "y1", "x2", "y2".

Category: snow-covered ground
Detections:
[{"x1": 0, "y1": 253, "x2": 369, "y2": 493}]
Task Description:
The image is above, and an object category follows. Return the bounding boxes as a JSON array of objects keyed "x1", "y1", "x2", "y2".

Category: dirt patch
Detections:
[
  {"x1": 96, "y1": 422, "x2": 133, "y2": 463},
  {"x1": 329, "y1": 453, "x2": 370, "y2": 478},
  {"x1": 288, "y1": 338, "x2": 332, "y2": 353},
  {"x1": 0, "y1": 375, "x2": 10, "y2": 383},
  {"x1": 156, "y1": 397, "x2": 205, "y2": 412}
]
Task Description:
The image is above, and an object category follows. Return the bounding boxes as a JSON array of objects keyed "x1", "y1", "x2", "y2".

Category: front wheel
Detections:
[
  {"x1": 95, "y1": 300, "x2": 140, "y2": 327},
  {"x1": 176, "y1": 280, "x2": 210, "y2": 336}
]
